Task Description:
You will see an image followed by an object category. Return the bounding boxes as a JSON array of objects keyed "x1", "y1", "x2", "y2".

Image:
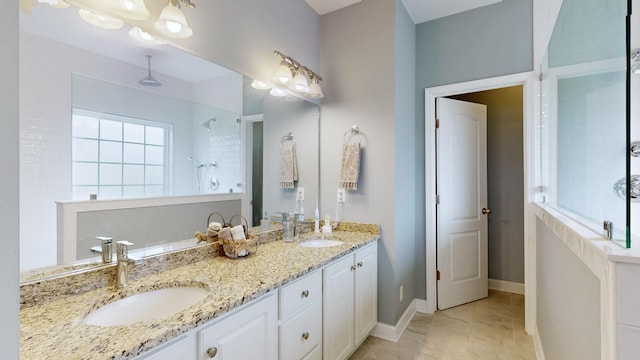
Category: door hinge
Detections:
[
  {"x1": 436, "y1": 194, "x2": 440, "y2": 204},
  {"x1": 435, "y1": 118, "x2": 440, "y2": 128},
  {"x1": 436, "y1": 270, "x2": 440, "y2": 281}
]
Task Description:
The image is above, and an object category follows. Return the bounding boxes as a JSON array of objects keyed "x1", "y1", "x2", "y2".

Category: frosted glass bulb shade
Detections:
[
  {"x1": 273, "y1": 62, "x2": 292, "y2": 85},
  {"x1": 78, "y1": 8, "x2": 124, "y2": 30},
  {"x1": 269, "y1": 88, "x2": 288, "y2": 97},
  {"x1": 306, "y1": 80, "x2": 324, "y2": 99},
  {"x1": 633, "y1": 63, "x2": 640, "y2": 75},
  {"x1": 289, "y1": 71, "x2": 309, "y2": 92},
  {"x1": 111, "y1": 0, "x2": 150, "y2": 21},
  {"x1": 129, "y1": 27, "x2": 165, "y2": 45},
  {"x1": 154, "y1": 3, "x2": 193, "y2": 39},
  {"x1": 251, "y1": 80, "x2": 271, "y2": 90}
]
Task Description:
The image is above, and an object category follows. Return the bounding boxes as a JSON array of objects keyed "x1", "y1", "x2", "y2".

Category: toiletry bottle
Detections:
[
  {"x1": 282, "y1": 212, "x2": 294, "y2": 243},
  {"x1": 314, "y1": 203, "x2": 320, "y2": 233},
  {"x1": 261, "y1": 211, "x2": 271, "y2": 231},
  {"x1": 322, "y1": 214, "x2": 332, "y2": 235}
]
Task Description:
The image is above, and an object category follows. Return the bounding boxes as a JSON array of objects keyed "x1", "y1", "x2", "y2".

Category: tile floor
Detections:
[{"x1": 349, "y1": 290, "x2": 536, "y2": 360}]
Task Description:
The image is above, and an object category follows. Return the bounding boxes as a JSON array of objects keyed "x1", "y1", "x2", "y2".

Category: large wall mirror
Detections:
[{"x1": 19, "y1": 2, "x2": 320, "y2": 279}]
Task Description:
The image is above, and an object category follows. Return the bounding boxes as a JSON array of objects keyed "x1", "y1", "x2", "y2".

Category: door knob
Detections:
[{"x1": 482, "y1": 208, "x2": 491, "y2": 215}]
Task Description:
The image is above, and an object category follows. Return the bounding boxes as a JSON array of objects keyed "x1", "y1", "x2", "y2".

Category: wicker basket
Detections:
[{"x1": 219, "y1": 214, "x2": 257, "y2": 259}]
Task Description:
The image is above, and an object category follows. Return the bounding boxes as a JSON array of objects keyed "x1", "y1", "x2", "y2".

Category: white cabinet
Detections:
[
  {"x1": 279, "y1": 271, "x2": 323, "y2": 360},
  {"x1": 198, "y1": 293, "x2": 278, "y2": 360},
  {"x1": 135, "y1": 333, "x2": 197, "y2": 360},
  {"x1": 323, "y1": 242, "x2": 378, "y2": 360}
]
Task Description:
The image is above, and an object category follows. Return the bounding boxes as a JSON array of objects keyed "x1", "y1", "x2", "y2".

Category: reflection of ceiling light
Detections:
[
  {"x1": 78, "y1": 8, "x2": 125, "y2": 30},
  {"x1": 632, "y1": 49, "x2": 640, "y2": 75},
  {"x1": 269, "y1": 88, "x2": 287, "y2": 97},
  {"x1": 129, "y1": 27, "x2": 165, "y2": 45},
  {"x1": 154, "y1": 0, "x2": 193, "y2": 39},
  {"x1": 251, "y1": 79, "x2": 271, "y2": 90},
  {"x1": 37, "y1": 0, "x2": 69, "y2": 8}
]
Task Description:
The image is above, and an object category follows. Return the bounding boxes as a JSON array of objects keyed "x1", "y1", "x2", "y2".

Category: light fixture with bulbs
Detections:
[
  {"x1": 253, "y1": 50, "x2": 324, "y2": 99},
  {"x1": 47, "y1": 0, "x2": 196, "y2": 42},
  {"x1": 631, "y1": 48, "x2": 640, "y2": 75}
]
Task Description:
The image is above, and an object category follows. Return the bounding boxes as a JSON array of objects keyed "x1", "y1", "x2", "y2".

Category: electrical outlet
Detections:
[
  {"x1": 337, "y1": 188, "x2": 345, "y2": 203},
  {"x1": 296, "y1": 187, "x2": 305, "y2": 201},
  {"x1": 400, "y1": 285, "x2": 404, "y2": 303}
]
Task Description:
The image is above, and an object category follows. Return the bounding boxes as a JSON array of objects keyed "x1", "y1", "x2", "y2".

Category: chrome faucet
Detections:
[
  {"x1": 92, "y1": 236, "x2": 113, "y2": 264},
  {"x1": 116, "y1": 241, "x2": 141, "y2": 289}
]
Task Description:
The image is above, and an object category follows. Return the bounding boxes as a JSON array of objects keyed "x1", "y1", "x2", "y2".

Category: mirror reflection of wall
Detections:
[{"x1": 20, "y1": 29, "x2": 242, "y2": 271}]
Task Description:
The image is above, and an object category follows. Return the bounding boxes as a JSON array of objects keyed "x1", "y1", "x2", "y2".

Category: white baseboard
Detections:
[
  {"x1": 370, "y1": 298, "x2": 429, "y2": 342},
  {"x1": 489, "y1": 278, "x2": 525, "y2": 295},
  {"x1": 533, "y1": 325, "x2": 546, "y2": 360}
]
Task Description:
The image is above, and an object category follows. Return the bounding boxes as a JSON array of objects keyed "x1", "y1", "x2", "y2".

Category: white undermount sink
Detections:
[
  {"x1": 298, "y1": 239, "x2": 345, "y2": 248},
  {"x1": 83, "y1": 286, "x2": 209, "y2": 327}
]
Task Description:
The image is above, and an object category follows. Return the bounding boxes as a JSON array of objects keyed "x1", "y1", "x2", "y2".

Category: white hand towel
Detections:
[
  {"x1": 218, "y1": 227, "x2": 233, "y2": 241},
  {"x1": 280, "y1": 144, "x2": 298, "y2": 189},
  {"x1": 339, "y1": 142, "x2": 361, "y2": 190},
  {"x1": 231, "y1": 225, "x2": 246, "y2": 241},
  {"x1": 208, "y1": 222, "x2": 222, "y2": 231}
]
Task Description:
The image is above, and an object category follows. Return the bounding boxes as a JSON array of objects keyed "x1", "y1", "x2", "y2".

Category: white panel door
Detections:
[
  {"x1": 354, "y1": 243, "x2": 377, "y2": 345},
  {"x1": 323, "y1": 255, "x2": 355, "y2": 360},
  {"x1": 436, "y1": 97, "x2": 488, "y2": 310}
]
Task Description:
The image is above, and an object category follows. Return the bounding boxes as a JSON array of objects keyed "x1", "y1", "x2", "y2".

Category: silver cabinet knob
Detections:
[
  {"x1": 481, "y1": 208, "x2": 491, "y2": 215},
  {"x1": 207, "y1": 347, "x2": 218, "y2": 358},
  {"x1": 357, "y1": 261, "x2": 363, "y2": 267},
  {"x1": 301, "y1": 290, "x2": 309, "y2": 298},
  {"x1": 302, "y1": 332, "x2": 310, "y2": 340},
  {"x1": 350, "y1": 265, "x2": 356, "y2": 271}
]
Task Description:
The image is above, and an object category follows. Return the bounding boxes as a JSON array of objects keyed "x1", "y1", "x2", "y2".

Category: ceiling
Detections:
[{"x1": 305, "y1": 0, "x2": 503, "y2": 24}]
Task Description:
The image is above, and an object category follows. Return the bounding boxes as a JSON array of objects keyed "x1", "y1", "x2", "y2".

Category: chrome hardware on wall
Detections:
[
  {"x1": 632, "y1": 141, "x2": 640, "y2": 157},
  {"x1": 613, "y1": 175, "x2": 640, "y2": 202},
  {"x1": 209, "y1": 178, "x2": 219, "y2": 190},
  {"x1": 481, "y1": 208, "x2": 492, "y2": 215},
  {"x1": 603, "y1": 221, "x2": 613, "y2": 240}
]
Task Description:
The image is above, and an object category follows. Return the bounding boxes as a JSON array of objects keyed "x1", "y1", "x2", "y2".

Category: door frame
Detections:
[{"x1": 424, "y1": 71, "x2": 537, "y2": 335}]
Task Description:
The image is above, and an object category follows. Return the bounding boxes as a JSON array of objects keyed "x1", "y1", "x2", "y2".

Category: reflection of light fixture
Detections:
[
  {"x1": 250, "y1": 79, "x2": 271, "y2": 90},
  {"x1": 78, "y1": 8, "x2": 125, "y2": 30},
  {"x1": 129, "y1": 27, "x2": 165, "y2": 45},
  {"x1": 139, "y1": 55, "x2": 162, "y2": 87},
  {"x1": 632, "y1": 49, "x2": 640, "y2": 74},
  {"x1": 154, "y1": 0, "x2": 194, "y2": 39},
  {"x1": 272, "y1": 50, "x2": 324, "y2": 99},
  {"x1": 270, "y1": 88, "x2": 287, "y2": 97},
  {"x1": 37, "y1": 0, "x2": 69, "y2": 8},
  {"x1": 45, "y1": 0, "x2": 196, "y2": 40}
]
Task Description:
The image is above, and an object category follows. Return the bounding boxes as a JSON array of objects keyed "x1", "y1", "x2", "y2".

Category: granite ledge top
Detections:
[{"x1": 20, "y1": 230, "x2": 379, "y2": 360}]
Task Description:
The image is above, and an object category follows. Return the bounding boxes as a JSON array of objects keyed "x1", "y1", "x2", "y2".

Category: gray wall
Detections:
[
  {"x1": 415, "y1": 0, "x2": 533, "y2": 89},
  {"x1": 1, "y1": 1, "x2": 19, "y2": 357},
  {"x1": 320, "y1": 0, "x2": 398, "y2": 325},
  {"x1": 450, "y1": 86, "x2": 525, "y2": 283},
  {"x1": 536, "y1": 219, "x2": 601, "y2": 360},
  {"x1": 320, "y1": 0, "x2": 420, "y2": 325},
  {"x1": 394, "y1": 1, "x2": 420, "y2": 320}
]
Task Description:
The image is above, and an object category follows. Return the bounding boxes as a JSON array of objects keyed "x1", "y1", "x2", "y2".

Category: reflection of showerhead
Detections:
[
  {"x1": 201, "y1": 118, "x2": 216, "y2": 131},
  {"x1": 187, "y1": 156, "x2": 204, "y2": 168}
]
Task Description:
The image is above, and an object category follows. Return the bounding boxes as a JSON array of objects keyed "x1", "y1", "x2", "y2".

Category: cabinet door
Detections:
[
  {"x1": 354, "y1": 243, "x2": 378, "y2": 344},
  {"x1": 198, "y1": 294, "x2": 277, "y2": 360},
  {"x1": 136, "y1": 333, "x2": 196, "y2": 360},
  {"x1": 323, "y1": 255, "x2": 355, "y2": 360}
]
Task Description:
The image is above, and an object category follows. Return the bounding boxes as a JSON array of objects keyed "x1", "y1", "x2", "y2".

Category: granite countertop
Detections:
[{"x1": 20, "y1": 227, "x2": 379, "y2": 360}]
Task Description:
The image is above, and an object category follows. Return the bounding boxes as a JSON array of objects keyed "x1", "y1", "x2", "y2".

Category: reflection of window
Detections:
[{"x1": 71, "y1": 109, "x2": 171, "y2": 200}]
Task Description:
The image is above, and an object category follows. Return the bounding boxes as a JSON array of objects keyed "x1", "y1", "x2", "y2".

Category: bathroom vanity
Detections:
[{"x1": 19, "y1": 223, "x2": 379, "y2": 360}]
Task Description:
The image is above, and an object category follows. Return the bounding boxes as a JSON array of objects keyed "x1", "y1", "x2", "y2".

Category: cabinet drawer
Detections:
[
  {"x1": 279, "y1": 270, "x2": 322, "y2": 319},
  {"x1": 279, "y1": 300, "x2": 322, "y2": 360}
]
